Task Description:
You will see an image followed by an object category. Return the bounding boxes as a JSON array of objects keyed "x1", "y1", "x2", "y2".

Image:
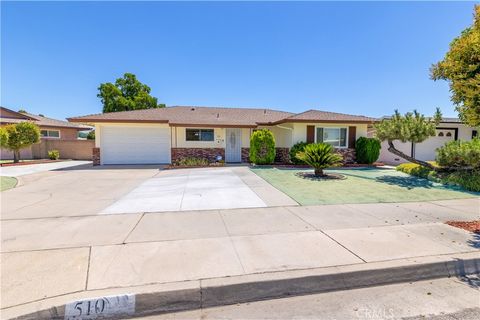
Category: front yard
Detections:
[
  {"x1": 251, "y1": 167, "x2": 479, "y2": 205},
  {"x1": 1, "y1": 176, "x2": 17, "y2": 191}
]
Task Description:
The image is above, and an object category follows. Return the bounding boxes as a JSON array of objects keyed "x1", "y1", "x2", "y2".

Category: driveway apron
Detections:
[{"x1": 101, "y1": 168, "x2": 267, "y2": 214}]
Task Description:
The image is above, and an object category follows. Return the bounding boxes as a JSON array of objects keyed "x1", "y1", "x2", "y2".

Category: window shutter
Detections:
[
  {"x1": 306, "y1": 126, "x2": 315, "y2": 143},
  {"x1": 348, "y1": 126, "x2": 356, "y2": 148}
]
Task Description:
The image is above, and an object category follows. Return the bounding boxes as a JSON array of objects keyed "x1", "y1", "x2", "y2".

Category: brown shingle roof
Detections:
[
  {"x1": 1, "y1": 107, "x2": 91, "y2": 130},
  {"x1": 68, "y1": 106, "x2": 295, "y2": 127},
  {"x1": 277, "y1": 109, "x2": 375, "y2": 123}
]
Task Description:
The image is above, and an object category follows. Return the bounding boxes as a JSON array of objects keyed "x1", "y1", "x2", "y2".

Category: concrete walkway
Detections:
[
  {"x1": 1, "y1": 198, "x2": 479, "y2": 318},
  {"x1": 0, "y1": 160, "x2": 91, "y2": 177}
]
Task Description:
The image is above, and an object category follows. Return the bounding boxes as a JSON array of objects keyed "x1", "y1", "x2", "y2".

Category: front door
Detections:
[{"x1": 225, "y1": 128, "x2": 242, "y2": 163}]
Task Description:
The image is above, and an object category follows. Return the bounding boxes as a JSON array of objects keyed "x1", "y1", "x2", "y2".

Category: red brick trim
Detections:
[
  {"x1": 92, "y1": 147, "x2": 100, "y2": 166},
  {"x1": 171, "y1": 148, "x2": 225, "y2": 163}
]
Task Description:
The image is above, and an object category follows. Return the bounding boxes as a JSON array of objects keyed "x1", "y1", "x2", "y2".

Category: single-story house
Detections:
[
  {"x1": 1, "y1": 106, "x2": 92, "y2": 160},
  {"x1": 370, "y1": 117, "x2": 478, "y2": 165},
  {"x1": 68, "y1": 106, "x2": 375, "y2": 165}
]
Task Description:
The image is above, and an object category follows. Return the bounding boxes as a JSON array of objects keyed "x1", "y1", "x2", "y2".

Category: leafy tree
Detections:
[
  {"x1": 431, "y1": 5, "x2": 480, "y2": 127},
  {"x1": 97, "y1": 73, "x2": 166, "y2": 113},
  {"x1": 0, "y1": 122, "x2": 41, "y2": 163},
  {"x1": 355, "y1": 137, "x2": 381, "y2": 164},
  {"x1": 296, "y1": 143, "x2": 343, "y2": 177},
  {"x1": 249, "y1": 129, "x2": 276, "y2": 164},
  {"x1": 0, "y1": 127, "x2": 8, "y2": 147},
  {"x1": 87, "y1": 130, "x2": 95, "y2": 140},
  {"x1": 375, "y1": 109, "x2": 442, "y2": 170}
]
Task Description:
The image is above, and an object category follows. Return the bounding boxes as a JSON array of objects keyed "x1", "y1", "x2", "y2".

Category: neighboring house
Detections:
[
  {"x1": 68, "y1": 106, "x2": 375, "y2": 165},
  {"x1": 370, "y1": 117, "x2": 478, "y2": 165},
  {"x1": 0, "y1": 107, "x2": 92, "y2": 160}
]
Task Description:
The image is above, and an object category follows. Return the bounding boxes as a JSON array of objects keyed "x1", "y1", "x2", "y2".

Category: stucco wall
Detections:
[
  {"x1": 258, "y1": 125, "x2": 294, "y2": 148},
  {"x1": 0, "y1": 147, "x2": 33, "y2": 160},
  {"x1": 32, "y1": 140, "x2": 95, "y2": 160}
]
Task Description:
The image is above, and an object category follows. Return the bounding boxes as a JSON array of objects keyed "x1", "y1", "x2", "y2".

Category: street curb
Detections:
[{"x1": 8, "y1": 254, "x2": 480, "y2": 320}]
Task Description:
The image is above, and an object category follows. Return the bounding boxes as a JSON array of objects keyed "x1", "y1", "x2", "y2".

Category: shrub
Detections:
[
  {"x1": 296, "y1": 143, "x2": 343, "y2": 176},
  {"x1": 289, "y1": 141, "x2": 309, "y2": 164},
  {"x1": 436, "y1": 138, "x2": 480, "y2": 169},
  {"x1": 396, "y1": 163, "x2": 435, "y2": 179},
  {"x1": 397, "y1": 162, "x2": 480, "y2": 192},
  {"x1": 176, "y1": 157, "x2": 209, "y2": 166},
  {"x1": 48, "y1": 150, "x2": 60, "y2": 160},
  {"x1": 355, "y1": 137, "x2": 381, "y2": 164},
  {"x1": 249, "y1": 129, "x2": 276, "y2": 165},
  {"x1": 442, "y1": 170, "x2": 480, "y2": 192}
]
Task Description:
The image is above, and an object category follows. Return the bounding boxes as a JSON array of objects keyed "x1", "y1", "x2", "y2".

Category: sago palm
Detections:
[{"x1": 296, "y1": 143, "x2": 343, "y2": 176}]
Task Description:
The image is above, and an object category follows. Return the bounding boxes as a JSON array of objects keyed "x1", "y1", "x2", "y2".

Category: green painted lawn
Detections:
[
  {"x1": 1, "y1": 176, "x2": 17, "y2": 191},
  {"x1": 251, "y1": 167, "x2": 479, "y2": 205}
]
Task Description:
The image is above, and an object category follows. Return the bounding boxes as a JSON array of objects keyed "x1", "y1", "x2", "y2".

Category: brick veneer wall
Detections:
[
  {"x1": 275, "y1": 147, "x2": 290, "y2": 164},
  {"x1": 336, "y1": 148, "x2": 356, "y2": 164},
  {"x1": 241, "y1": 148, "x2": 250, "y2": 162},
  {"x1": 171, "y1": 148, "x2": 225, "y2": 163},
  {"x1": 92, "y1": 147, "x2": 100, "y2": 166}
]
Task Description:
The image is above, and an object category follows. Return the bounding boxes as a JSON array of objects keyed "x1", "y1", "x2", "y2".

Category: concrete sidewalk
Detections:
[{"x1": 1, "y1": 198, "x2": 479, "y2": 319}]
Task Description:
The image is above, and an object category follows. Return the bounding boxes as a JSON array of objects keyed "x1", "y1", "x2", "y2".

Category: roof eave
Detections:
[
  {"x1": 67, "y1": 118, "x2": 169, "y2": 124},
  {"x1": 272, "y1": 119, "x2": 375, "y2": 124},
  {"x1": 169, "y1": 123, "x2": 257, "y2": 128}
]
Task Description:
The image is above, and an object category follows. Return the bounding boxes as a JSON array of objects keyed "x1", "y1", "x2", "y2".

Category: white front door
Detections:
[{"x1": 225, "y1": 128, "x2": 242, "y2": 163}]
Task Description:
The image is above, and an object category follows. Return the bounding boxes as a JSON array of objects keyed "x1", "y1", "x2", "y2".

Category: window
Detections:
[
  {"x1": 316, "y1": 127, "x2": 347, "y2": 147},
  {"x1": 40, "y1": 130, "x2": 60, "y2": 138},
  {"x1": 473, "y1": 130, "x2": 478, "y2": 139},
  {"x1": 186, "y1": 129, "x2": 214, "y2": 141},
  {"x1": 438, "y1": 132, "x2": 444, "y2": 137}
]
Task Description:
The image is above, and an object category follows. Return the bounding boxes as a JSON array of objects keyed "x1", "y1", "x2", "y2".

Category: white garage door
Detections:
[
  {"x1": 101, "y1": 126, "x2": 171, "y2": 164},
  {"x1": 415, "y1": 129, "x2": 455, "y2": 161}
]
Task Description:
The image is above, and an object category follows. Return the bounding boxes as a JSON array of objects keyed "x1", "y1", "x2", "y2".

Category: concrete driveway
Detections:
[
  {"x1": 101, "y1": 167, "x2": 283, "y2": 214},
  {"x1": 0, "y1": 160, "x2": 92, "y2": 177},
  {"x1": 1, "y1": 165, "x2": 296, "y2": 220}
]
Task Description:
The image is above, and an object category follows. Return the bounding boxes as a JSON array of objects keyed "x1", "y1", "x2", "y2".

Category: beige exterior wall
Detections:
[
  {"x1": 31, "y1": 140, "x2": 94, "y2": 160},
  {"x1": 259, "y1": 124, "x2": 294, "y2": 148},
  {"x1": 0, "y1": 147, "x2": 33, "y2": 160},
  {"x1": 241, "y1": 128, "x2": 252, "y2": 148}
]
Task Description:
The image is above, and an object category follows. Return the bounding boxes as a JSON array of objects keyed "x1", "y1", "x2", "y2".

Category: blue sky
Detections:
[{"x1": 1, "y1": 1, "x2": 476, "y2": 120}]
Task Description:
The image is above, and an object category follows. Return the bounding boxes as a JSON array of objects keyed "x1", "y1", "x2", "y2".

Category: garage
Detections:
[{"x1": 100, "y1": 125, "x2": 171, "y2": 164}]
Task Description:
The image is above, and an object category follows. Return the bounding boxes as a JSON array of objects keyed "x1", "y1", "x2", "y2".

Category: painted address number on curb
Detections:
[{"x1": 64, "y1": 294, "x2": 135, "y2": 319}]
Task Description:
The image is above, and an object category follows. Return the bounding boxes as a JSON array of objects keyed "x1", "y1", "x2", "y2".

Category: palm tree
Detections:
[{"x1": 296, "y1": 143, "x2": 343, "y2": 177}]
